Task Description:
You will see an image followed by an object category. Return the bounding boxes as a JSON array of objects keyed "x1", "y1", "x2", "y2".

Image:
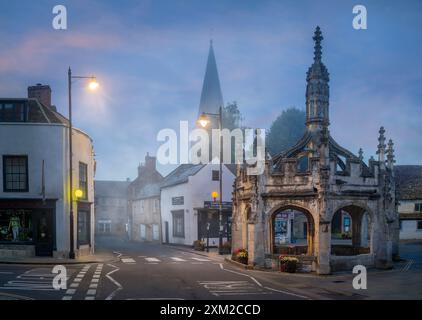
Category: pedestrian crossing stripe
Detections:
[
  {"x1": 145, "y1": 257, "x2": 161, "y2": 262},
  {"x1": 170, "y1": 257, "x2": 186, "y2": 262},
  {"x1": 121, "y1": 258, "x2": 136, "y2": 263},
  {"x1": 191, "y1": 257, "x2": 211, "y2": 262}
]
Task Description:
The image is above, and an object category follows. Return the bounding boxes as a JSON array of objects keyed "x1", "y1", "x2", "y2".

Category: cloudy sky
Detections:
[{"x1": 0, "y1": 0, "x2": 421, "y2": 180}]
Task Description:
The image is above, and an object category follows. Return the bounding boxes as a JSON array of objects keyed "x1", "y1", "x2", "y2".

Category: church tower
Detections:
[
  {"x1": 198, "y1": 40, "x2": 224, "y2": 130},
  {"x1": 306, "y1": 26, "x2": 330, "y2": 131}
]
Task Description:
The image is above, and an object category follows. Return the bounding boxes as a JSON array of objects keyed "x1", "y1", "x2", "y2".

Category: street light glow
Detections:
[
  {"x1": 197, "y1": 113, "x2": 209, "y2": 128},
  {"x1": 211, "y1": 191, "x2": 219, "y2": 200},
  {"x1": 88, "y1": 78, "x2": 99, "y2": 90}
]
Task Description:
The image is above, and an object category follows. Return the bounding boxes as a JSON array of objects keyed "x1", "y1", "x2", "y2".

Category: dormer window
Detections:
[{"x1": 297, "y1": 155, "x2": 309, "y2": 173}]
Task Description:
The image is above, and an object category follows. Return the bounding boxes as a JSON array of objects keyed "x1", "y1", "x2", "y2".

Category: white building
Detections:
[
  {"x1": 395, "y1": 165, "x2": 422, "y2": 240},
  {"x1": 160, "y1": 164, "x2": 235, "y2": 246},
  {"x1": 0, "y1": 85, "x2": 95, "y2": 258}
]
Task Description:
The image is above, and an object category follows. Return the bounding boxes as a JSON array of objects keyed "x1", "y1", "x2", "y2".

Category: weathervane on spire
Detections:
[{"x1": 313, "y1": 26, "x2": 323, "y2": 62}]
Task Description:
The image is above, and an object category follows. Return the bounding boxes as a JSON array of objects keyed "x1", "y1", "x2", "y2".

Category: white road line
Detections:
[
  {"x1": 171, "y1": 257, "x2": 186, "y2": 262},
  {"x1": 86, "y1": 289, "x2": 96, "y2": 295},
  {"x1": 191, "y1": 257, "x2": 211, "y2": 262},
  {"x1": 145, "y1": 257, "x2": 161, "y2": 262},
  {"x1": 70, "y1": 283, "x2": 79, "y2": 288},
  {"x1": 105, "y1": 264, "x2": 123, "y2": 301},
  {"x1": 121, "y1": 258, "x2": 136, "y2": 263},
  {"x1": 0, "y1": 272, "x2": 15, "y2": 275},
  {"x1": 66, "y1": 289, "x2": 76, "y2": 295},
  {"x1": 89, "y1": 284, "x2": 98, "y2": 288},
  {"x1": 85, "y1": 296, "x2": 95, "y2": 300},
  {"x1": 218, "y1": 263, "x2": 310, "y2": 300},
  {"x1": 62, "y1": 296, "x2": 72, "y2": 300}
]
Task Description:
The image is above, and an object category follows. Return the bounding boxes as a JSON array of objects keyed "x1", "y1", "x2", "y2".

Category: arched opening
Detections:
[
  {"x1": 331, "y1": 205, "x2": 371, "y2": 256},
  {"x1": 271, "y1": 207, "x2": 314, "y2": 256}
]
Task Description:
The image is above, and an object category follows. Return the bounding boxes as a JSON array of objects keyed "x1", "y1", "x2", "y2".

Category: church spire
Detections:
[
  {"x1": 306, "y1": 26, "x2": 330, "y2": 130},
  {"x1": 198, "y1": 40, "x2": 224, "y2": 124}
]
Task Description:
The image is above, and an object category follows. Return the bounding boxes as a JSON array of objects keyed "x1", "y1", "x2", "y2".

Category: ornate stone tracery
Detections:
[{"x1": 231, "y1": 27, "x2": 399, "y2": 274}]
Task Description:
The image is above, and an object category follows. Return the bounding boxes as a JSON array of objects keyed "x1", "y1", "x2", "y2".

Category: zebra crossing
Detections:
[
  {"x1": 121, "y1": 256, "x2": 213, "y2": 265},
  {"x1": 0, "y1": 267, "x2": 72, "y2": 292}
]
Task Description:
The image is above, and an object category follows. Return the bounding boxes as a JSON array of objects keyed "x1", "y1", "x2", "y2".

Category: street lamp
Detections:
[
  {"x1": 68, "y1": 67, "x2": 98, "y2": 259},
  {"x1": 198, "y1": 106, "x2": 225, "y2": 255}
]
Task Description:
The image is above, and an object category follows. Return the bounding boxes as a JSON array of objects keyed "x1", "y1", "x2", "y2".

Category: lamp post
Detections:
[
  {"x1": 68, "y1": 67, "x2": 98, "y2": 259},
  {"x1": 198, "y1": 106, "x2": 224, "y2": 254}
]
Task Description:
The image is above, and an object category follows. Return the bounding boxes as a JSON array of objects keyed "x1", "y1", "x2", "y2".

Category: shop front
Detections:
[
  {"x1": 0, "y1": 199, "x2": 56, "y2": 257},
  {"x1": 197, "y1": 201, "x2": 232, "y2": 247}
]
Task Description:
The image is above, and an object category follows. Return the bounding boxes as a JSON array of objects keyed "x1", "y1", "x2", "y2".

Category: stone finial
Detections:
[
  {"x1": 369, "y1": 155, "x2": 375, "y2": 162},
  {"x1": 387, "y1": 139, "x2": 396, "y2": 169},
  {"x1": 376, "y1": 126, "x2": 386, "y2": 166},
  {"x1": 313, "y1": 26, "x2": 323, "y2": 62},
  {"x1": 358, "y1": 148, "x2": 364, "y2": 161}
]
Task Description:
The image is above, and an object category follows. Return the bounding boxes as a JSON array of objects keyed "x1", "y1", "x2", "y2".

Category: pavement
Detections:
[
  {"x1": 0, "y1": 252, "x2": 117, "y2": 265},
  {"x1": 0, "y1": 237, "x2": 420, "y2": 300}
]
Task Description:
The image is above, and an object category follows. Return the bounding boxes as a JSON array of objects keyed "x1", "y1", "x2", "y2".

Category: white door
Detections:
[
  {"x1": 140, "y1": 224, "x2": 146, "y2": 240},
  {"x1": 152, "y1": 224, "x2": 159, "y2": 241}
]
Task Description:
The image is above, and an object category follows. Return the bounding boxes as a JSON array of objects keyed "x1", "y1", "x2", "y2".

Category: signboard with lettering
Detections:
[
  {"x1": 203, "y1": 201, "x2": 232, "y2": 210},
  {"x1": 172, "y1": 196, "x2": 184, "y2": 205}
]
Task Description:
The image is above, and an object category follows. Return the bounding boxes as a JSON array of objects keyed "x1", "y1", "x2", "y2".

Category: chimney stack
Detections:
[{"x1": 28, "y1": 84, "x2": 52, "y2": 109}]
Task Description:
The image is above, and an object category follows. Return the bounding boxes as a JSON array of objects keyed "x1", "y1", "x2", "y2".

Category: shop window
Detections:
[
  {"x1": 79, "y1": 162, "x2": 88, "y2": 200},
  {"x1": 172, "y1": 210, "x2": 184, "y2": 238},
  {"x1": 417, "y1": 221, "x2": 422, "y2": 230},
  {"x1": 0, "y1": 209, "x2": 33, "y2": 242},
  {"x1": 77, "y1": 210, "x2": 90, "y2": 245},
  {"x1": 3, "y1": 155, "x2": 28, "y2": 192}
]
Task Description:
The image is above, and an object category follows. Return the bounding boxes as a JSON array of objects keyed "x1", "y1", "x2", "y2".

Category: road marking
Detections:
[
  {"x1": 66, "y1": 289, "x2": 76, "y2": 295},
  {"x1": 171, "y1": 257, "x2": 186, "y2": 262},
  {"x1": 402, "y1": 259, "x2": 414, "y2": 272},
  {"x1": 105, "y1": 264, "x2": 123, "y2": 300},
  {"x1": 121, "y1": 258, "x2": 136, "y2": 264},
  {"x1": 62, "y1": 264, "x2": 92, "y2": 300},
  {"x1": 0, "y1": 272, "x2": 14, "y2": 275},
  {"x1": 218, "y1": 263, "x2": 310, "y2": 300},
  {"x1": 191, "y1": 257, "x2": 211, "y2": 262},
  {"x1": 145, "y1": 257, "x2": 161, "y2": 262},
  {"x1": 87, "y1": 289, "x2": 96, "y2": 295},
  {"x1": 198, "y1": 280, "x2": 269, "y2": 296},
  {"x1": 62, "y1": 296, "x2": 72, "y2": 300}
]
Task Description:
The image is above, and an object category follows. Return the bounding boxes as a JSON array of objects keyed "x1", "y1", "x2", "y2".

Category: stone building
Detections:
[
  {"x1": 231, "y1": 27, "x2": 399, "y2": 274},
  {"x1": 128, "y1": 153, "x2": 163, "y2": 242},
  {"x1": 94, "y1": 180, "x2": 130, "y2": 236},
  {"x1": 395, "y1": 165, "x2": 422, "y2": 240}
]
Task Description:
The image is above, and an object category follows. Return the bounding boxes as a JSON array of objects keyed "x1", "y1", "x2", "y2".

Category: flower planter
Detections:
[{"x1": 237, "y1": 257, "x2": 248, "y2": 265}]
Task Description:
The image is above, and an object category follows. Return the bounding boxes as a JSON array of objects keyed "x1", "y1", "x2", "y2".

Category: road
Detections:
[
  {"x1": 1, "y1": 238, "x2": 421, "y2": 300},
  {"x1": 0, "y1": 237, "x2": 308, "y2": 300}
]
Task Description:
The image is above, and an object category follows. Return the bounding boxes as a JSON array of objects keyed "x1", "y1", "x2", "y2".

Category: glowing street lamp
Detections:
[
  {"x1": 68, "y1": 67, "x2": 98, "y2": 259},
  {"x1": 198, "y1": 106, "x2": 225, "y2": 255},
  {"x1": 211, "y1": 191, "x2": 219, "y2": 202}
]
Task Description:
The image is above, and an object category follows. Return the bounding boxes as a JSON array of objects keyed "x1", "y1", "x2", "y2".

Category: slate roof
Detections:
[
  {"x1": 95, "y1": 180, "x2": 130, "y2": 198},
  {"x1": 394, "y1": 165, "x2": 422, "y2": 200},
  {"x1": 161, "y1": 164, "x2": 205, "y2": 189},
  {"x1": 131, "y1": 182, "x2": 162, "y2": 200},
  {"x1": 0, "y1": 98, "x2": 69, "y2": 125}
]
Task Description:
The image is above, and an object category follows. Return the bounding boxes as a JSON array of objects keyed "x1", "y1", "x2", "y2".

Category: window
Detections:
[
  {"x1": 79, "y1": 162, "x2": 88, "y2": 200},
  {"x1": 343, "y1": 217, "x2": 351, "y2": 232},
  {"x1": 297, "y1": 156, "x2": 309, "y2": 173},
  {"x1": 3, "y1": 156, "x2": 28, "y2": 192},
  {"x1": 212, "y1": 170, "x2": 220, "y2": 181},
  {"x1": 0, "y1": 209, "x2": 33, "y2": 242},
  {"x1": 417, "y1": 221, "x2": 422, "y2": 230},
  {"x1": 154, "y1": 199, "x2": 160, "y2": 212},
  {"x1": 415, "y1": 203, "x2": 422, "y2": 213},
  {"x1": 98, "y1": 220, "x2": 111, "y2": 233},
  {"x1": 172, "y1": 210, "x2": 184, "y2": 238},
  {"x1": 0, "y1": 102, "x2": 27, "y2": 122},
  {"x1": 399, "y1": 220, "x2": 402, "y2": 230},
  {"x1": 77, "y1": 210, "x2": 90, "y2": 245}
]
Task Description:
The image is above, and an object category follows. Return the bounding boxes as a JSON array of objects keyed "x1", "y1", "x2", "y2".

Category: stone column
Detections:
[{"x1": 316, "y1": 220, "x2": 331, "y2": 274}]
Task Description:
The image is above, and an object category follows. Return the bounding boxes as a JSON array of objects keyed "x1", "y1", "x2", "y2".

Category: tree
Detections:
[
  {"x1": 222, "y1": 101, "x2": 242, "y2": 130},
  {"x1": 266, "y1": 107, "x2": 306, "y2": 156}
]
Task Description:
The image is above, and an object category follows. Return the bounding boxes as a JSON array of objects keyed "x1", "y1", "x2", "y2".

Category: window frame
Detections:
[
  {"x1": 417, "y1": 220, "x2": 422, "y2": 230},
  {"x1": 0, "y1": 101, "x2": 28, "y2": 122},
  {"x1": 77, "y1": 210, "x2": 91, "y2": 246},
  {"x1": 78, "y1": 162, "x2": 88, "y2": 200},
  {"x1": 415, "y1": 203, "x2": 422, "y2": 213},
  {"x1": 212, "y1": 170, "x2": 220, "y2": 181},
  {"x1": 3, "y1": 155, "x2": 29, "y2": 192},
  {"x1": 172, "y1": 210, "x2": 185, "y2": 238}
]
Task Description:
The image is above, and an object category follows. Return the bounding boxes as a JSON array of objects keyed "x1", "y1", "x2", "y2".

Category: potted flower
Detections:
[
  {"x1": 193, "y1": 240, "x2": 205, "y2": 251},
  {"x1": 279, "y1": 256, "x2": 299, "y2": 273},
  {"x1": 233, "y1": 248, "x2": 248, "y2": 264}
]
